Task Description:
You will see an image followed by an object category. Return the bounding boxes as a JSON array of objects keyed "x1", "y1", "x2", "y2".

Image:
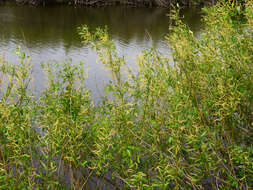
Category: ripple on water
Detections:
[{"x1": 0, "y1": 4, "x2": 203, "y2": 101}]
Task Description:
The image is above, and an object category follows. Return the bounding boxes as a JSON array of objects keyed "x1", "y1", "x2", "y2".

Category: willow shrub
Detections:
[
  {"x1": 78, "y1": 1, "x2": 253, "y2": 189},
  {"x1": 0, "y1": 1, "x2": 253, "y2": 190},
  {"x1": 0, "y1": 48, "x2": 39, "y2": 189}
]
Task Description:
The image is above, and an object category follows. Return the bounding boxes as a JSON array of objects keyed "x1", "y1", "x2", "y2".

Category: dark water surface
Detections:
[{"x1": 0, "y1": 4, "x2": 203, "y2": 100}]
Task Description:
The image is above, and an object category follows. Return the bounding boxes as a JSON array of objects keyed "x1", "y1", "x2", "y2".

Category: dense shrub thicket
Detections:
[{"x1": 0, "y1": 1, "x2": 252, "y2": 189}]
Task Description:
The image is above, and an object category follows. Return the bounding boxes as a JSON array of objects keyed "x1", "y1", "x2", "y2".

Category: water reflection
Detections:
[{"x1": 0, "y1": 4, "x2": 203, "y2": 101}]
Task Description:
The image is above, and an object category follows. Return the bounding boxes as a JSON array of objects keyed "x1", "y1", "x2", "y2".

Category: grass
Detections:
[{"x1": 0, "y1": 1, "x2": 253, "y2": 189}]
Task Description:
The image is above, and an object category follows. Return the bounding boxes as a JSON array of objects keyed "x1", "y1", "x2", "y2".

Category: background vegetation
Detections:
[
  {"x1": 0, "y1": 1, "x2": 252, "y2": 189},
  {"x1": 13, "y1": 0, "x2": 215, "y2": 7}
]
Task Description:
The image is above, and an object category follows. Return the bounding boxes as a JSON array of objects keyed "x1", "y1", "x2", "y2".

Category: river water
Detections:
[{"x1": 0, "y1": 4, "x2": 203, "y2": 101}]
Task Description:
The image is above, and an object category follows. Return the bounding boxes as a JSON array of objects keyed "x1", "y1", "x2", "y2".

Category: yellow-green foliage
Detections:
[{"x1": 0, "y1": 1, "x2": 253, "y2": 189}]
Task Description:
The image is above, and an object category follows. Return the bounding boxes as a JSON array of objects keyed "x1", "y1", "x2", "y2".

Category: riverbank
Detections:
[
  {"x1": 1, "y1": 1, "x2": 253, "y2": 189},
  {"x1": 10, "y1": 0, "x2": 215, "y2": 7}
]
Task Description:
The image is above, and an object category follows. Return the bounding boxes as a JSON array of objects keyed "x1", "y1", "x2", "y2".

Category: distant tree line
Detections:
[{"x1": 13, "y1": 0, "x2": 216, "y2": 7}]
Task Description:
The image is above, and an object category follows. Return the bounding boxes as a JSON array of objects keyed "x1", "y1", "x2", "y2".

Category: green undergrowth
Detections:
[{"x1": 0, "y1": 1, "x2": 253, "y2": 189}]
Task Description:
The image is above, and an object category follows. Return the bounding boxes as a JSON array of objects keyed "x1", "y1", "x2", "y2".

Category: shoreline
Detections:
[{"x1": 2, "y1": 0, "x2": 215, "y2": 7}]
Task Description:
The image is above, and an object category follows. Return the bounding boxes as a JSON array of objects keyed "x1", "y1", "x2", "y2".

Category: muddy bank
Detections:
[{"x1": 13, "y1": 0, "x2": 215, "y2": 7}]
